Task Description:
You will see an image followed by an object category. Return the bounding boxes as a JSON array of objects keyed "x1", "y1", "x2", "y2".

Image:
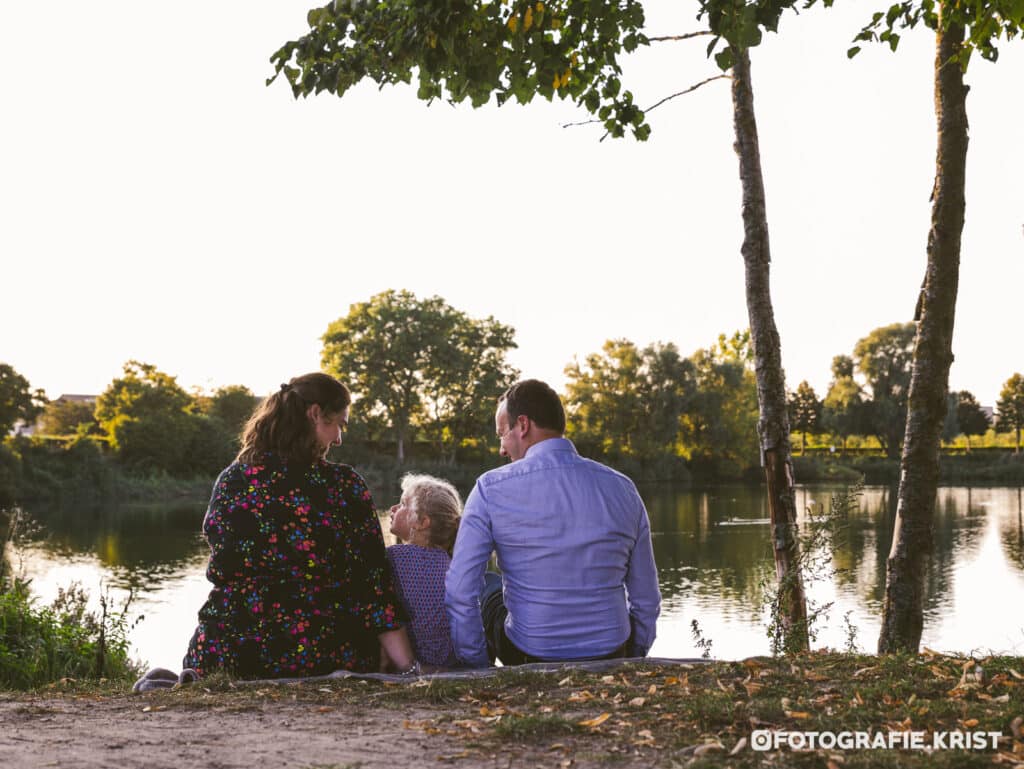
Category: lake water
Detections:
[{"x1": 6, "y1": 484, "x2": 1023, "y2": 668}]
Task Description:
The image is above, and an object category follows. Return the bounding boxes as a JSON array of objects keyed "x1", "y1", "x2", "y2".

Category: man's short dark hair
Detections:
[{"x1": 501, "y1": 379, "x2": 565, "y2": 434}]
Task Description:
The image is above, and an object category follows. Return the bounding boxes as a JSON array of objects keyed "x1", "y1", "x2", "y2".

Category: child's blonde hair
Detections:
[{"x1": 400, "y1": 473, "x2": 462, "y2": 553}]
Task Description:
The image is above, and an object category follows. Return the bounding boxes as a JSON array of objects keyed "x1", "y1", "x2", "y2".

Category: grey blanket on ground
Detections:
[{"x1": 132, "y1": 657, "x2": 706, "y2": 693}]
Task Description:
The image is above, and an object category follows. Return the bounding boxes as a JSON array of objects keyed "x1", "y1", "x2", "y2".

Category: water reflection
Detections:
[
  {"x1": 9, "y1": 483, "x2": 1024, "y2": 667},
  {"x1": 17, "y1": 502, "x2": 209, "y2": 592},
  {"x1": 641, "y1": 484, "x2": 1024, "y2": 657}
]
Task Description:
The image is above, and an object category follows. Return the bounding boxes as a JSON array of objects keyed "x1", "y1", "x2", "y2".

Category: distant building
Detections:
[
  {"x1": 13, "y1": 394, "x2": 100, "y2": 437},
  {"x1": 53, "y1": 394, "x2": 98, "y2": 406},
  {"x1": 11, "y1": 420, "x2": 35, "y2": 437}
]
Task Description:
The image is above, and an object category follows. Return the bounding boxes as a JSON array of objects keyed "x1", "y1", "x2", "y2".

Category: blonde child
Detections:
[{"x1": 383, "y1": 473, "x2": 462, "y2": 669}]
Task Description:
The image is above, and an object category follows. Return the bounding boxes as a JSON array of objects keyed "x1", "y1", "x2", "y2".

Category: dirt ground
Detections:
[
  {"x1": 0, "y1": 694, "x2": 550, "y2": 769},
  {"x1": 0, "y1": 683, "x2": 665, "y2": 769}
]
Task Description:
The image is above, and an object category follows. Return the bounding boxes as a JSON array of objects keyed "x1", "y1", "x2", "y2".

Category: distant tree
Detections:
[
  {"x1": 955, "y1": 391, "x2": 990, "y2": 452},
  {"x1": 206, "y1": 385, "x2": 260, "y2": 440},
  {"x1": 322, "y1": 290, "x2": 517, "y2": 462},
  {"x1": 787, "y1": 381, "x2": 821, "y2": 454},
  {"x1": 421, "y1": 314, "x2": 518, "y2": 462},
  {"x1": 680, "y1": 332, "x2": 759, "y2": 476},
  {"x1": 95, "y1": 361, "x2": 202, "y2": 473},
  {"x1": 38, "y1": 398, "x2": 97, "y2": 437},
  {"x1": 853, "y1": 323, "x2": 916, "y2": 459},
  {"x1": 0, "y1": 364, "x2": 47, "y2": 436},
  {"x1": 997, "y1": 373, "x2": 1024, "y2": 454},
  {"x1": 564, "y1": 339, "x2": 692, "y2": 464},
  {"x1": 822, "y1": 355, "x2": 868, "y2": 451}
]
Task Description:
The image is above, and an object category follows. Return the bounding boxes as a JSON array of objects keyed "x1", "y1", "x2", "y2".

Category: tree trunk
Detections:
[
  {"x1": 732, "y1": 48, "x2": 809, "y2": 652},
  {"x1": 877, "y1": 15, "x2": 968, "y2": 654}
]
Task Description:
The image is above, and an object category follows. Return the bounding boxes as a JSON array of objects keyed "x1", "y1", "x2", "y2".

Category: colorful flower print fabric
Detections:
[{"x1": 184, "y1": 453, "x2": 404, "y2": 678}]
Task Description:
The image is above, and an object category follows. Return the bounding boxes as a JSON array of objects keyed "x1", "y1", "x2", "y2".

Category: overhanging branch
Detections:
[
  {"x1": 561, "y1": 73, "x2": 729, "y2": 139},
  {"x1": 643, "y1": 74, "x2": 730, "y2": 114},
  {"x1": 648, "y1": 31, "x2": 713, "y2": 42}
]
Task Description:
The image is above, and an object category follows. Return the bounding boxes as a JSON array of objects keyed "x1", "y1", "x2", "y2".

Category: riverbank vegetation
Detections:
[
  {"x1": 0, "y1": 510, "x2": 140, "y2": 689},
  {"x1": 2, "y1": 306, "x2": 1023, "y2": 507}
]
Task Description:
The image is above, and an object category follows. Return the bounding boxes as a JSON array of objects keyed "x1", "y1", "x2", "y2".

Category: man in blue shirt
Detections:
[{"x1": 444, "y1": 379, "x2": 661, "y2": 667}]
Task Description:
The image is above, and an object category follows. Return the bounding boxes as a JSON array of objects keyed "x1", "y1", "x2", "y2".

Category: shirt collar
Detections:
[{"x1": 523, "y1": 436, "x2": 577, "y2": 459}]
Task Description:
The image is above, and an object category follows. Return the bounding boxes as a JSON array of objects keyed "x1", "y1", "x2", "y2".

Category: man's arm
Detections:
[
  {"x1": 623, "y1": 490, "x2": 661, "y2": 657},
  {"x1": 444, "y1": 482, "x2": 493, "y2": 668}
]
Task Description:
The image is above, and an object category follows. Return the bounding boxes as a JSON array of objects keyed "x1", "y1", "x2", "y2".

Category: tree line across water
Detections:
[{"x1": 2, "y1": 290, "x2": 1023, "y2": 505}]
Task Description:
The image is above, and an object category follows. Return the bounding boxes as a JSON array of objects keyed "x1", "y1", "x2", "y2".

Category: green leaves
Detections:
[
  {"x1": 270, "y1": 0, "x2": 654, "y2": 140},
  {"x1": 843, "y1": 0, "x2": 1023, "y2": 70},
  {"x1": 698, "y1": 0, "x2": 793, "y2": 72},
  {"x1": 321, "y1": 290, "x2": 518, "y2": 459}
]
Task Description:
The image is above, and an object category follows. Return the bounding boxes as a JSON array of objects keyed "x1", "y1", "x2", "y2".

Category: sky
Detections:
[{"x1": 2, "y1": 2, "x2": 1021, "y2": 408}]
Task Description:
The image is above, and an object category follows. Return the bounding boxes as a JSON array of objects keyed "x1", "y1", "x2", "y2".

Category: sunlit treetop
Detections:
[{"x1": 270, "y1": 0, "x2": 653, "y2": 139}]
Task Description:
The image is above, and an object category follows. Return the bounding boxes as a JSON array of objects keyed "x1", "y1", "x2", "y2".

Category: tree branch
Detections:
[
  {"x1": 562, "y1": 73, "x2": 729, "y2": 138},
  {"x1": 647, "y1": 31, "x2": 713, "y2": 42},
  {"x1": 562, "y1": 116, "x2": 602, "y2": 129},
  {"x1": 643, "y1": 74, "x2": 730, "y2": 114}
]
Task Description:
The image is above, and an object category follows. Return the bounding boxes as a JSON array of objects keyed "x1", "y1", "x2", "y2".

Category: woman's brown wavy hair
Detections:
[{"x1": 237, "y1": 373, "x2": 351, "y2": 465}]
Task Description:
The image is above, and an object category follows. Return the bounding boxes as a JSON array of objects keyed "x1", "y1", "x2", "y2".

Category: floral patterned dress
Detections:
[{"x1": 183, "y1": 453, "x2": 404, "y2": 677}]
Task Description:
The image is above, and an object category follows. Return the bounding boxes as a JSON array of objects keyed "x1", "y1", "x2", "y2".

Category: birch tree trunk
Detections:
[
  {"x1": 877, "y1": 14, "x2": 968, "y2": 654},
  {"x1": 732, "y1": 48, "x2": 809, "y2": 651}
]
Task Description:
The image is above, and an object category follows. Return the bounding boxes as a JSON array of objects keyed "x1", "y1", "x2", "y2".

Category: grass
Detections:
[{"x1": 0, "y1": 579, "x2": 140, "y2": 690}]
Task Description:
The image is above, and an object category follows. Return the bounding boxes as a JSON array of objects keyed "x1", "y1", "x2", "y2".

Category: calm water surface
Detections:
[{"x1": 8, "y1": 484, "x2": 1024, "y2": 667}]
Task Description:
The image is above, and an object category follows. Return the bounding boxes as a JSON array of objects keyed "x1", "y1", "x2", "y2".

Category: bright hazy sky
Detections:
[{"x1": 2, "y1": 2, "x2": 1021, "y2": 408}]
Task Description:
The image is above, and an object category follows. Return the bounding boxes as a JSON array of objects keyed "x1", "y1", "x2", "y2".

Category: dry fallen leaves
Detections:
[{"x1": 578, "y1": 712, "x2": 611, "y2": 728}]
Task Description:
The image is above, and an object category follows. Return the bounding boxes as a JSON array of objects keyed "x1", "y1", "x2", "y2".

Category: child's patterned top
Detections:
[
  {"x1": 386, "y1": 543, "x2": 457, "y2": 667},
  {"x1": 184, "y1": 452, "x2": 404, "y2": 677}
]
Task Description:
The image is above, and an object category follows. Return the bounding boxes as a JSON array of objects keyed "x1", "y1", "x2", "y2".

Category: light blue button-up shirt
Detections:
[{"x1": 445, "y1": 438, "x2": 661, "y2": 667}]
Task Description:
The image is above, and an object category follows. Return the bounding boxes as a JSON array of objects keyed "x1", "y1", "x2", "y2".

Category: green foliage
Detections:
[
  {"x1": 0, "y1": 579, "x2": 139, "y2": 689},
  {"x1": 823, "y1": 355, "x2": 870, "y2": 449},
  {"x1": 852, "y1": 322, "x2": 916, "y2": 459},
  {"x1": 787, "y1": 380, "x2": 822, "y2": 453},
  {"x1": 37, "y1": 398, "x2": 98, "y2": 437},
  {"x1": 846, "y1": 0, "x2": 1024, "y2": 65},
  {"x1": 196, "y1": 385, "x2": 260, "y2": 439},
  {"x1": 95, "y1": 361, "x2": 235, "y2": 476},
  {"x1": 322, "y1": 290, "x2": 517, "y2": 462},
  {"x1": 271, "y1": 0, "x2": 653, "y2": 140},
  {"x1": 0, "y1": 443, "x2": 21, "y2": 507},
  {"x1": 681, "y1": 332, "x2": 760, "y2": 479},
  {"x1": 564, "y1": 339, "x2": 693, "y2": 466},
  {"x1": 420, "y1": 314, "x2": 519, "y2": 462},
  {"x1": 697, "y1": 0, "x2": 799, "y2": 69},
  {"x1": 997, "y1": 372, "x2": 1024, "y2": 451},
  {"x1": 0, "y1": 363, "x2": 47, "y2": 436},
  {"x1": 954, "y1": 390, "x2": 991, "y2": 448}
]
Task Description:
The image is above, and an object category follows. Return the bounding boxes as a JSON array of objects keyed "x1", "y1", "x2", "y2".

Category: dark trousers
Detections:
[{"x1": 479, "y1": 572, "x2": 628, "y2": 666}]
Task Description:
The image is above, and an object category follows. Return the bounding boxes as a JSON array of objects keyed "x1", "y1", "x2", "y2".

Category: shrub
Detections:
[{"x1": 0, "y1": 579, "x2": 140, "y2": 689}]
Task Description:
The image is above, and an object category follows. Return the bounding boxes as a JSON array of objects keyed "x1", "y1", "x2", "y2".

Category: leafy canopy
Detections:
[
  {"x1": 321, "y1": 289, "x2": 517, "y2": 458},
  {"x1": 846, "y1": 0, "x2": 1024, "y2": 63},
  {"x1": 0, "y1": 364, "x2": 47, "y2": 436},
  {"x1": 270, "y1": 0, "x2": 653, "y2": 139}
]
